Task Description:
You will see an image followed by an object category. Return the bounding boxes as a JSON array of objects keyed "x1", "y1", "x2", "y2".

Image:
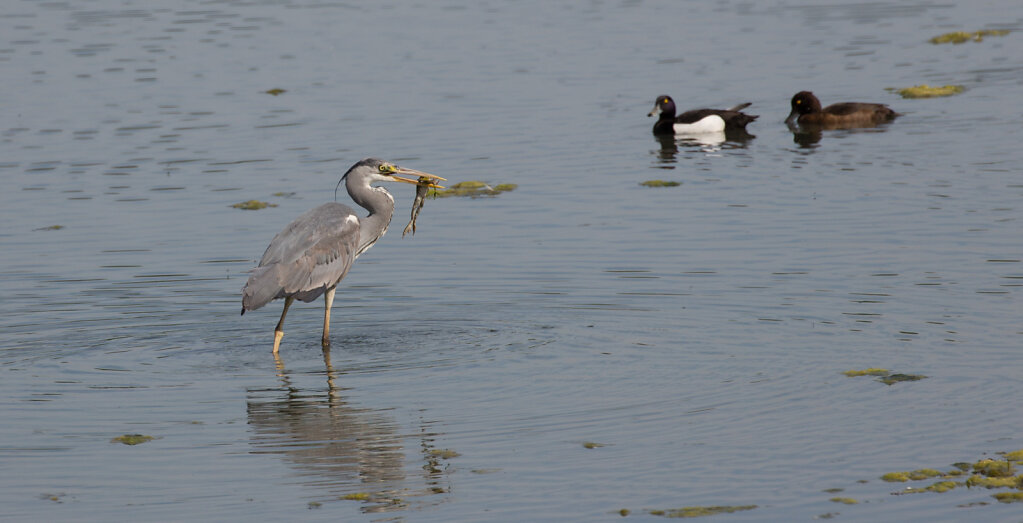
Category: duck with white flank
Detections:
[{"x1": 648, "y1": 95, "x2": 758, "y2": 136}]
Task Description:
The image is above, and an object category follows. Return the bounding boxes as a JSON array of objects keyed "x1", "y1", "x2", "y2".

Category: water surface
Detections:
[{"x1": 2, "y1": 0, "x2": 1022, "y2": 520}]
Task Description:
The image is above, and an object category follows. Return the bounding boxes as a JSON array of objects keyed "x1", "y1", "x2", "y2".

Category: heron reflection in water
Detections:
[
  {"x1": 247, "y1": 351, "x2": 454, "y2": 511},
  {"x1": 241, "y1": 158, "x2": 444, "y2": 353}
]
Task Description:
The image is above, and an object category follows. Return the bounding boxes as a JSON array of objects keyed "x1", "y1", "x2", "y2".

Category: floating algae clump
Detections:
[
  {"x1": 340, "y1": 492, "x2": 370, "y2": 501},
  {"x1": 878, "y1": 373, "x2": 927, "y2": 385},
  {"x1": 428, "y1": 181, "x2": 517, "y2": 198},
  {"x1": 840, "y1": 368, "x2": 926, "y2": 385},
  {"x1": 231, "y1": 200, "x2": 277, "y2": 210},
  {"x1": 881, "y1": 472, "x2": 910, "y2": 482},
  {"x1": 993, "y1": 492, "x2": 1023, "y2": 503},
  {"x1": 829, "y1": 497, "x2": 859, "y2": 504},
  {"x1": 908, "y1": 469, "x2": 943, "y2": 480},
  {"x1": 929, "y1": 29, "x2": 1010, "y2": 44},
  {"x1": 921, "y1": 481, "x2": 959, "y2": 493},
  {"x1": 882, "y1": 469, "x2": 942, "y2": 482},
  {"x1": 265, "y1": 88, "x2": 287, "y2": 95},
  {"x1": 898, "y1": 481, "x2": 960, "y2": 494},
  {"x1": 428, "y1": 449, "x2": 461, "y2": 459},
  {"x1": 965, "y1": 474, "x2": 1023, "y2": 489},
  {"x1": 640, "y1": 180, "x2": 681, "y2": 187},
  {"x1": 842, "y1": 368, "x2": 889, "y2": 377},
  {"x1": 647, "y1": 505, "x2": 757, "y2": 518},
  {"x1": 583, "y1": 442, "x2": 606, "y2": 449},
  {"x1": 894, "y1": 85, "x2": 964, "y2": 99},
  {"x1": 972, "y1": 459, "x2": 1015, "y2": 477},
  {"x1": 110, "y1": 434, "x2": 155, "y2": 445},
  {"x1": 1003, "y1": 449, "x2": 1023, "y2": 462}
]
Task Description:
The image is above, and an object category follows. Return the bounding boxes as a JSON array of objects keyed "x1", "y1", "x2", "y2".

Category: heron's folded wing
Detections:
[{"x1": 242, "y1": 202, "x2": 360, "y2": 310}]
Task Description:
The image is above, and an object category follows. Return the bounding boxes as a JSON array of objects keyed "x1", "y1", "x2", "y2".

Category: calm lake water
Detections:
[{"x1": 2, "y1": 0, "x2": 1022, "y2": 521}]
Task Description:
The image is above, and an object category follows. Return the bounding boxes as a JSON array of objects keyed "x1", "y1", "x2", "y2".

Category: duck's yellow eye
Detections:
[
  {"x1": 795, "y1": 99, "x2": 802, "y2": 105},
  {"x1": 662, "y1": 98, "x2": 669, "y2": 104}
]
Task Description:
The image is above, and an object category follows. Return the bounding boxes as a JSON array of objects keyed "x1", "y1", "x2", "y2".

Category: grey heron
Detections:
[{"x1": 241, "y1": 158, "x2": 445, "y2": 353}]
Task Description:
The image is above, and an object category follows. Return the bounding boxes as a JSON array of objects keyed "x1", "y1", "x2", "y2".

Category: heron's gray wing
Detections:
[{"x1": 242, "y1": 202, "x2": 360, "y2": 311}]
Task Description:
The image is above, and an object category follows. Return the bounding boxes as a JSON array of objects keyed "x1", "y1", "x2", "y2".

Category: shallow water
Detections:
[{"x1": 2, "y1": 0, "x2": 1022, "y2": 521}]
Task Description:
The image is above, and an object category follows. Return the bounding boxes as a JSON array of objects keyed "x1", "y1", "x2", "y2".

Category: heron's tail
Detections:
[{"x1": 241, "y1": 265, "x2": 284, "y2": 312}]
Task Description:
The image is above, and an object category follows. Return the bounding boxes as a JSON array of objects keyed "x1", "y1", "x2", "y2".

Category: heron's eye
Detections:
[{"x1": 378, "y1": 164, "x2": 396, "y2": 174}]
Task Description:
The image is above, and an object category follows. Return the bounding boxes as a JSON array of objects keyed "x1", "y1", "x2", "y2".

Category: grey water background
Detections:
[{"x1": 2, "y1": 0, "x2": 1021, "y2": 520}]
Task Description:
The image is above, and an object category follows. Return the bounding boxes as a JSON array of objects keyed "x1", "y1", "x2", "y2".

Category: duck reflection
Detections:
[
  {"x1": 652, "y1": 129, "x2": 755, "y2": 166},
  {"x1": 787, "y1": 121, "x2": 894, "y2": 148},
  {"x1": 788, "y1": 123, "x2": 824, "y2": 147},
  {"x1": 246, "y1": 351, "x2": 450, "y2": 512}
]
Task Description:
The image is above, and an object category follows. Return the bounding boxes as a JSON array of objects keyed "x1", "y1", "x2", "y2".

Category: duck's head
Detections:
[
  {"x1": 785, "y1": 91, "x2": 822, "y2": 124},
  {"x1": 648, "y1": 95, "x2": 676, "y2": 118}
]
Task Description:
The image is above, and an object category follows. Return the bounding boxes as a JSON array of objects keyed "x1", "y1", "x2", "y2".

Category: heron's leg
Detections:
[
  {"x1": 322, "y1": 285, "x2": 337, "y2": 347},
  {"x1": 273, "y1": 296, "x2": 294, "y2": 354}
]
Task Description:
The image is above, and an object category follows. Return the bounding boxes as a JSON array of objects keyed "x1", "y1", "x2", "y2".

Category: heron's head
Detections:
[{"x1": 337, "y1": 158, "x2": 445, "y2": 200}]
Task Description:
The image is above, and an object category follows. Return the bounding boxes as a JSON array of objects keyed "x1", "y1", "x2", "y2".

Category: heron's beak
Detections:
[
  {"x1": 390, "y1": 167, "x2": 446, "y2": 189},
  {"x1": 647, "y1": 104, "x2": 661, "y2": 118}
]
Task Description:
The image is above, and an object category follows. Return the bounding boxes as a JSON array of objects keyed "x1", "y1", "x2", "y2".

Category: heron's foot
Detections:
[{"x1": 273, "y1": 330, "x2": 284, "y2": 354}]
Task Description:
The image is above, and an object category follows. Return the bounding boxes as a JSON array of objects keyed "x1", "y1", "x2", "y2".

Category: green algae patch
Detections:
[
  {"x1": 972, "y1": 459, "x2": 1015, "y2": 477},
  {"x1": 923, "y1": 481, "x2": 959, "y2": 493},
  {"x1": 965, "y1": 474, "x2": 1023, "y2": 489},
  {"x1": 929, "y1": 29, "x2": 1010, "y2": 44},
  {"x1": 908, "y1": 469, "x2": 943, "y2": 480},
  {"x1": 647, "y1": 505, "x2": 757, "y2": 518},
  {"x1": 842, "y1": 368, "x2": 924, "y2": 384},
  {"x1": 428, "y1": 181, "x2": 516, "y2": 198},
  {"x1": 34, "y1": 225, "x2": 64, "y2": 231},
  {"x1": 265, "y1": 88, "x2": 287, "y2": 95},
  {"x1": 1003, "y1": 449, "x2": 1023, "y2": 462},
  {"x1": 110, "y1": 434, "x2": 155, "y2": 445},
  {"x1": 583, "y1": 441, "x2": 606, "y2": 449},
  {"x1": 340, "y1": 492, "x2": 370, "y2": 501},
  {"x1": 640, "y1": 180, "x2": 681, "y2": 187},
  {"x1": 428, "y1": 449, "x2": 461, "y2": 459},
  {"x1": 882, "y1": 472, "x2": 910, "y2": 482},
  {"x1": 882, "y1": 469, "x2": 942, "y2": 482},
  {"x1": 470, "y1": 468, "x2": 501, "y2": 474},
  {"x1": 428, "y1": 181, "x2": 517, "y2": 198},
  {"x1": 618, "y1": 508, "x2": 631, "y2": 517},
  {"x1": 829, "y1": 497, "x2": 858, "y2": 504},
  {"x1": 893, "y1": 85, "x2": 964, "y2": 99},
  {"x1": 993, "y1": 492, "x2": 1023, "y2": 503},
  {"x1": 899, "y1": 480, "x2": 960, "y2": 494},
  {"x1": 231, "y1": 200, "x2": 277, "y2": 210},
  {"x1": 843, "y1": 368, "x2": 889, "y2": 377},
  {"x1": 878, "y1": 373, "x2": 927, "y2": 385}
]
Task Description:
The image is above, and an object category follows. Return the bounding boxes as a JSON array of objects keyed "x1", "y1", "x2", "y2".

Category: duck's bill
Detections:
[
  {"x1": 647, "y1": 104, "x2": 661, "y2": 117},
  {"x1": 391, "y1": 168, "x2": 446, "y2": 188}
]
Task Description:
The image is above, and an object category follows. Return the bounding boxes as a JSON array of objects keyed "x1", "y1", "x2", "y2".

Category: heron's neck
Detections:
[{"x1": 348, "y1": 177, "x2": 395, "y2": 255}]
